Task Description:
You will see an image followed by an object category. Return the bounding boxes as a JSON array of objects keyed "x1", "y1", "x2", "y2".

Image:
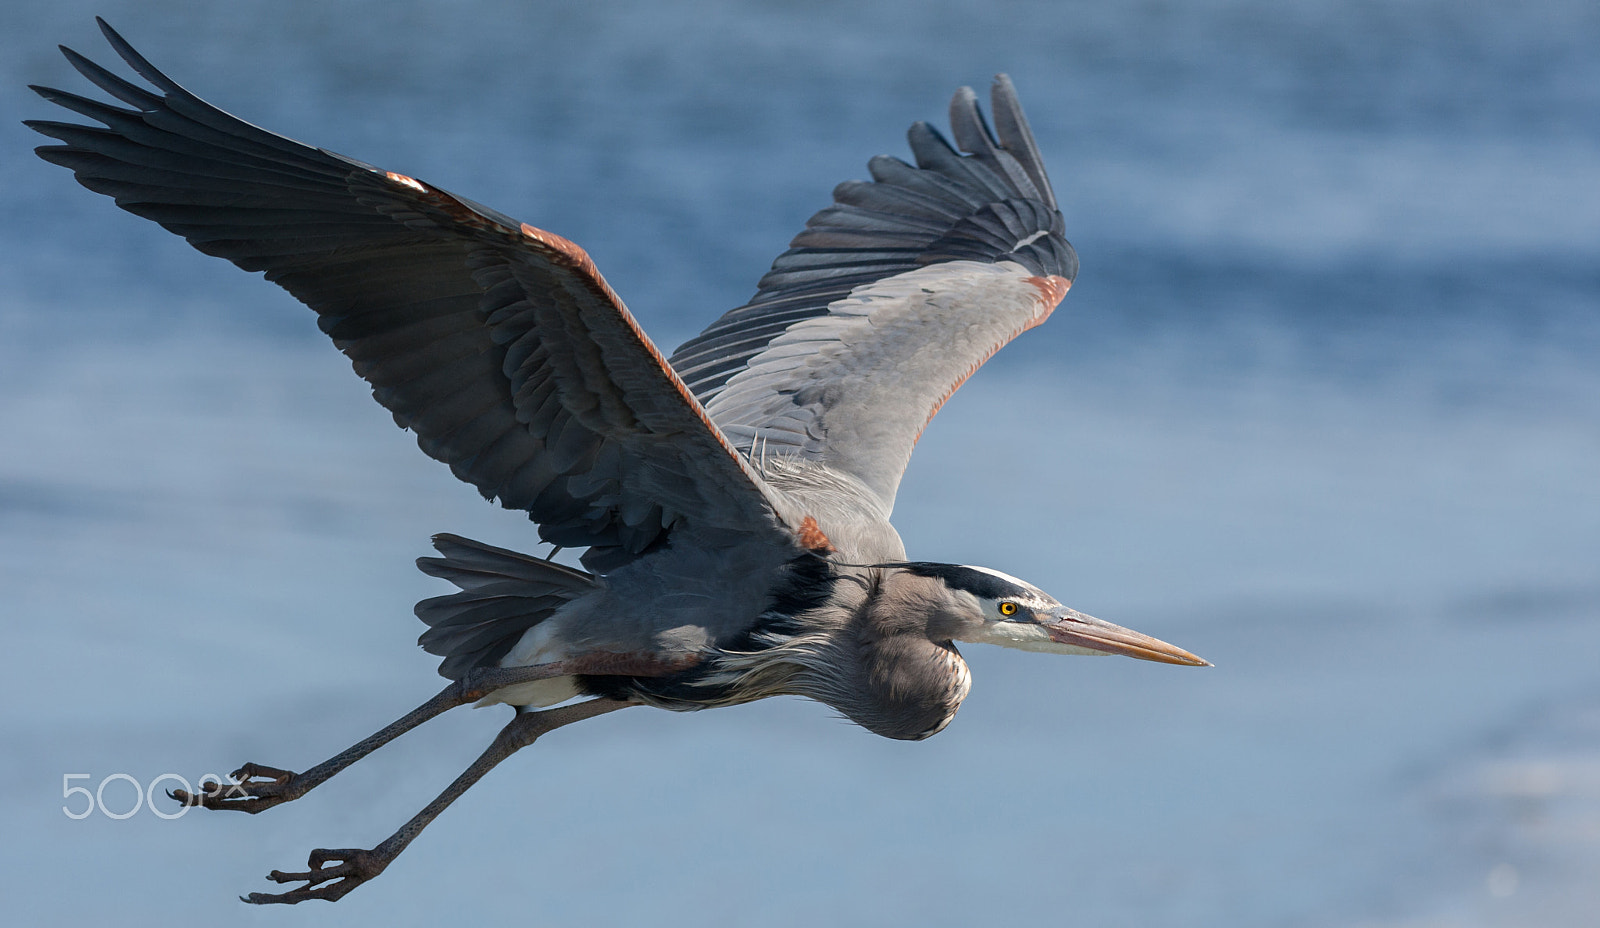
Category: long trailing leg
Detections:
[
  {"x1": 244, "y1": 696, "x2": 636, "y2": 905},
  {"x1": 170, "y1": 661, "x2": 603, "y2": 813}
]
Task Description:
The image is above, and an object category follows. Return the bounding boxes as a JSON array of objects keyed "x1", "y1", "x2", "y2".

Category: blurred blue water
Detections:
[{"x1": 3, "y1": 1, "x2": 1597, "y2": 925}]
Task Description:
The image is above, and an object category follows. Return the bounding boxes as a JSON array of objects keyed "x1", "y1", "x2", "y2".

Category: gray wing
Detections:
[
  {"x1": 28, "y1": 19, "x2": 798, "y2": 572},
  {"x1": 669, "y1": 77, "x2": 1077, "y2": 513}
]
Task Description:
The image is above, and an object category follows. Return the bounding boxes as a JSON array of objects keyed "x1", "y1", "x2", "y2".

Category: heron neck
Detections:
[{"x1": 804, "y1": 572, "x2": 972, "y2": 740}]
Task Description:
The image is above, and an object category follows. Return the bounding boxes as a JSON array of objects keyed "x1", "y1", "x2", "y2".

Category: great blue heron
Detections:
[{"x1": 29, "y1": 19, "x2": 1208, "y2": 905}]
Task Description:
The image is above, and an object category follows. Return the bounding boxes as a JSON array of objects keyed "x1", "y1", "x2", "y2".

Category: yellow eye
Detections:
[{"x1": 998, "y1": 601, "x2": 1019, "y2": 616}]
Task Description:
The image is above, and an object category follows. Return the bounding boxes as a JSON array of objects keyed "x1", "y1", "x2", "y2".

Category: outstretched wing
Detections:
[
  {"x1": 669, "y1": 77, "x2": 1077, "y2": 513},
  {"x1": 28, "y1": 19, "x2": 795, "y2": 572}
]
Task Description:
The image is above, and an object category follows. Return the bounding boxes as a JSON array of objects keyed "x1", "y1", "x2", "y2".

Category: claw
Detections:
[{"x1": 243, "y1": 847, "x2": 389, "y2": 904}]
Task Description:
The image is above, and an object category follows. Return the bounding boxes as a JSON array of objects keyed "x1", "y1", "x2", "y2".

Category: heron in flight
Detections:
[{"x1": 29, "y1": 19, "x2": 1207, "y2": 905}]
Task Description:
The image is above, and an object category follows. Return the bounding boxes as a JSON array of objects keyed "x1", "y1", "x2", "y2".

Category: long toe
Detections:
[
  {"x1": 244, "y1": 848, "x2": 388, "y2": 905},
  {"x1": 231, "y1": 762, "x2": 294, "y2": 784}
]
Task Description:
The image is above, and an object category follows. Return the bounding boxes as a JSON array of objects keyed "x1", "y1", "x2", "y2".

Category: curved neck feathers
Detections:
[{"x1": 787, "y1": 567, "x2": 973, "y2": 741}]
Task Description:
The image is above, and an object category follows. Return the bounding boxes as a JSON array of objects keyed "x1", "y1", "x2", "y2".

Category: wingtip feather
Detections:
[
  {"x1": 987, "y1": 74, "x2": 1056, "y2": 210},
  {"x1": 96, "y1": 18, "x2": 184, "y2": 96},
  {"x1": 947, "y1": 85, "x2": 998, "y2": 158},
  {"x1": 58, "y1": 42, "x2": 162, "y2": 110}
]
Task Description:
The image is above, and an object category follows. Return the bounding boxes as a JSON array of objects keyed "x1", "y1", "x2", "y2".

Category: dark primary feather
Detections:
[
  {"x1": 668, "y1": 75, "x2": 1077, "y2": 404},
  {"x1": 28, "y1": 19, "x2": 793, "y2": 573}
]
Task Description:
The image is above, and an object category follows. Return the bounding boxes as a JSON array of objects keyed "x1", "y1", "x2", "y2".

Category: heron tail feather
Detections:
[{"x1": 414, "y1": 534, "x2": 598, "y2": 680}]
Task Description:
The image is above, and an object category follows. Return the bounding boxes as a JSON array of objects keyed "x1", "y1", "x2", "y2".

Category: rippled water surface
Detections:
[{"x1": 2, "y1": 2, "x2": 1597, "y2": 925}]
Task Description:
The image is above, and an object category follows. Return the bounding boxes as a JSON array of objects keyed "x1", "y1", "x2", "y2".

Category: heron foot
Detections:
[
  {"x1": 169, "y1": 762, "x2": 306, "y2": 813},
  {"x1": 243, "y1": 847, "x2": 390, "y2": 905}
]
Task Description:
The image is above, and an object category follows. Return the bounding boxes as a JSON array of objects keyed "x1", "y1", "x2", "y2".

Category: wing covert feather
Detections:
[{"x1": 705, "y1": 262, "x2": 1070, "y2": 509}]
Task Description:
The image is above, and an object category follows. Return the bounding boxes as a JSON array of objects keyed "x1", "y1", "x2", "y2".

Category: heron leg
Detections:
[
  {"x1": 170, "y1": 662, "x2": 584, "y2": 813},
  {"x1": 243, "y1": 696, "x2": 635, "y2": 905}
]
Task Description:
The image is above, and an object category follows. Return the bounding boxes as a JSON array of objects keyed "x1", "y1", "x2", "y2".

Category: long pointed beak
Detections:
[{"x1": 1043, "y1": 608, "x2": 1210, "y2": 666}]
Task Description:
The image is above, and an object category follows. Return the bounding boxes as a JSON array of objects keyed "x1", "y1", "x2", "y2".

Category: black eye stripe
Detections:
[{"x1": 891, "y1": 562, "x2": 1033, "y2": 601}]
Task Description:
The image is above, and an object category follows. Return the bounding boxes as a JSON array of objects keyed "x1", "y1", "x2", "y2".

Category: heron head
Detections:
[{"x1": 893, "y1": 563, "x2": 1209, "y2": 666}]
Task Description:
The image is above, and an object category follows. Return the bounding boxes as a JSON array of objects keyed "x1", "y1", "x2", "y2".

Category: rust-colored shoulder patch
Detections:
[
  {"x1": 519, "y1": 222, "x2": 598, "y2": 274},
  {"x1": 384, "y1": 171, "x2": 428, "y2": 193},
  {"x1": 797, "y1": 515, "x2": 837, "y2": 553},
  {"x1": 1024, "y1": 274, "x2": 1073, "y2": 314}
]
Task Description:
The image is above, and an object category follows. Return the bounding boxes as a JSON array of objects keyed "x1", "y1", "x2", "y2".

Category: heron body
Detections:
[{"x1": 28, "y1": 19, "x2": 1207, "y2": 903}]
